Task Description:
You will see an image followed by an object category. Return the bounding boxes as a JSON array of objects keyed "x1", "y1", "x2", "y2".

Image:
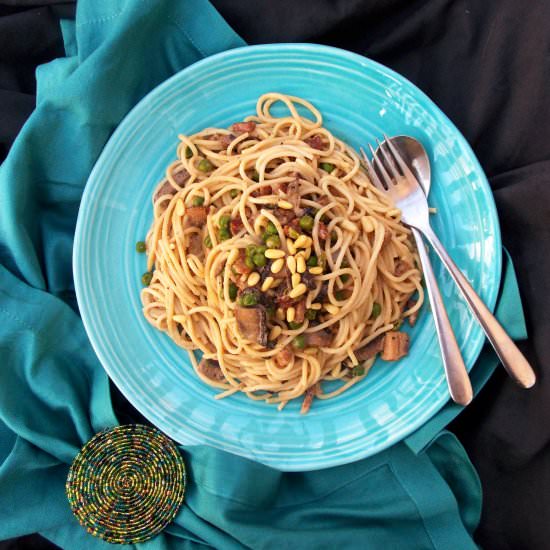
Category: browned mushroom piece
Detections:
[
  {"x1": 172, "y1": 168, "x2": 190, "y2": 185},
  {"x1": 286, "y1": 177, "x2": 301, "y2": 212},
  {"x1": 153, "y1": 180, "x2": 177, "y2": 202},
  {"x1": 187, "y1": 233, "x2": 202, "y2": 256},
  {"x1": 380, "y1": 331, "x2": 410, "y2": 361},
  {"x1": 305, "y1": 329, "x2": 332, "y2": 347},
  {"x1": 185, "y1": 206, "x2": 208, "y2": 227},
  {"x1": 235, "y1": 305, "x2": 268, "y2": 346},
  {"x1": 206, "y1": 133, "x2": 235, "y2": 149},
  {"x1": 198, "y1": 358, "x2": 225, "y2": 381},
  {"x1": 300, "y1": 383, "x2": 319, "y2": 414},
  {"x1": 220, "y1": 134, "x2": 236, "y2": 148},
  {"x1": 300, "y1": 271, "x2": 317, "y2": 291},
  {"x1": 317, "y1": 221, "x2": 329, "y2": 240},
  {"x1": 273, "y1": 207, "x2": 296, "y2": 225},
  {"x1": 274, "y1": 346, "x2": 294, "y2": 368},
  {"x1": 232, "y1": 252, "x2": 253, "y2": 277},
  {"x1": 304, "y1": 135, "x2": 324, "y2": 150},
  {"x1": 294, "y1": 300, "x2": 306, "y2": 324},
  {"x1": 231, "y1": 121, "x2": 256, "y2": 134},
  {"x1": 355, "y1": 334, "x2": 385, "y2": 361}
]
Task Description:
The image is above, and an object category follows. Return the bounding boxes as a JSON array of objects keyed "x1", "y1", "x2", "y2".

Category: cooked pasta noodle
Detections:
[{"x1": 140, "y1": 93, "x2": 424, "y2": 413}]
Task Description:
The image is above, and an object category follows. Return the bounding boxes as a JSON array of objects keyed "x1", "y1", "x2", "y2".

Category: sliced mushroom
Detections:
[
  {"x1": 381, "y1": 331, "x2": 410, "y2": 361},
  {"x1": 185, "y1": 206, "x2": 208, "y2": 227},
  {"x1": 153, "y1": 180, "x2": 177, "y2": 202},
  {"x1": 187, "y1": 233, "x2": 202, "y2": 256},
  {"x1": 305, "y1": 329, "x2": 332, "y2": 347},
  {"x1": 198, "y1": 358, "x2": 225, "y2": 381},
  {"x1": 355, "y1": 335, "x2": 385, "y2": 361},
  {"x1": 172, "y1": 168, "x2": 190, "y2": 185},
  {"x1": 235, "y1": 305, "x2": 268, "y2": 346}
]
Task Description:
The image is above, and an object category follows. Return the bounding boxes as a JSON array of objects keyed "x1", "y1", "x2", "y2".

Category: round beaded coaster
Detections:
[{"x1": 66, "y1": 424, "x2": 186, "y2": 544}]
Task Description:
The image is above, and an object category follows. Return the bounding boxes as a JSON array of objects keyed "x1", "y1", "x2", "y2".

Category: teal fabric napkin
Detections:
[{"x1": 0, "y1": 1, "x2": 526, "y2": 549}]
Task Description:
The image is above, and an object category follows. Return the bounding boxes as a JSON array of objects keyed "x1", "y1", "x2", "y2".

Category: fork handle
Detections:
[
  {"x1": 412, "y1": 228, "x2": 473, "y2": 405},
  {"x1": 420, "y1": 225, "x2": 536, "y2": 388}
]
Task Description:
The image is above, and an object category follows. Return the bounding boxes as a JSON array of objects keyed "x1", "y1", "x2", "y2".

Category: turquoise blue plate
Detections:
[{"x1": 74, "y1": 44, "x2": 501, "y2": 471}]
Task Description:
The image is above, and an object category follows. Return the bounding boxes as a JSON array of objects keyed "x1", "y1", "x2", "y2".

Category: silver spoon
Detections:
[
  {"x1": 374, "y1": 136, "x2": 473, "y2": 405},
  {"x1": 370, "y1": 136, "x2": 536, "y2": 389}
]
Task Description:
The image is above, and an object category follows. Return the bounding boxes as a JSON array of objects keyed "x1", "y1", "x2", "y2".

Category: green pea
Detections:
[
  {"x1": 371, "y1": 302, "x2": 382, "y2": 318},
  {"x1": 198, "y1": 158, "x2": 214, "y2": 172},
  {"x1": 185, "y1": 146, "x2": 193, "y2": 159},
  {"x1": 292, "y1": 334, "x2": 306, "y2": 349},
  {"x1": 265, "y1": 235, "x2": 281, "y2": 249},
  {"x1": 351, "y1": 365, "x2": 365, "y2": 377},
  {"x1": 193, "y1": 196, "x2": 205, "y2": 206},
  {"x1": 240, "y1": 293, "x2": 258, "y2": 307},
  {"x1": 141, "y1": 272, "x2": 153, "y2": 286},
  {"x1": 288, "y1": 321, "x2": 303, "y2": 330},
  {"x1": 219, "y1": 215, "x2": 231, "y2": 229},
  {"x1": 230, "y1": 189, "x2": 239, "y2": 198},
  {"x1": 253, "y1": 253, "x2": 267, "y2": 267},
  {"x1": 299, "y1": 215, "x2": 314, "y2": 232},
  {"x1": 306, "y1": 255, "x2": 318, "y2": 267},
  {"x1": 265, "y1": 221, "x2": 278, "y2": 235},
  {"x1": 228, "y1": 282, "x2": 238, "y2": 301},
  {"x1": 135, "y1": 241, "x2": 146, "y2": 253},
  {"x1": 245, "y1": 256, "x2": 255, "y2": 269},
  {"x1": 204, "y1": 235, "x2": 212, "y2": 248},
  {"x1": 219, "y1": 227, "x2": 231, "y2": 241},
  {"x1": 320, "y1": 162, "x2": 335, "y2": 173},
  {"x1": 255, "y1": 245, "x2": 267, "y2": 255},
  {"x1": 251, "y1": 169, "x2": 260, "y2": 182},
  {"x1": 305, "y1": 309, "x2": 317, "y2": 320},
  {"x1": 288, "y1": 227, "x2": 300, "y2": 240}
]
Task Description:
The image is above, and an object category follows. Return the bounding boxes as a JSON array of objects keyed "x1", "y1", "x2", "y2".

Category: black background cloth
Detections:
[{"x1": 1, "y1": 1, "x2": 549, "y2": 549}]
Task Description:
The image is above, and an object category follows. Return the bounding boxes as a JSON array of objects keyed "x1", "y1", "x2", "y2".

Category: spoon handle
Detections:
[
  {"x1": 412, "y1": 228, "x2": 473, "y2": 405},
  {"x1": 420, "y1": 225, "x2": 536, "y2": 388}
]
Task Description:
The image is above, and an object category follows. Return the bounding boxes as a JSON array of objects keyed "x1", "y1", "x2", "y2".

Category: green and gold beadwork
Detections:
[{"x1": 66, "y1": 424, "x2": 186, "y2": 544}]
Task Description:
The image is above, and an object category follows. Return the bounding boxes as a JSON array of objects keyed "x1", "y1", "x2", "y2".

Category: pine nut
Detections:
[
  {"x1": 265, "y1": 249, "x2": 285, "y2": 259},
  {"x1": 271, "y1": 258, "x2": 285, "y2": 273},
  {"x1": 289, "y1": 284, "x2": 307, "y2": 299},
  {"x1": 261, "y1": 276, "x2": 274, "y2": 291}
]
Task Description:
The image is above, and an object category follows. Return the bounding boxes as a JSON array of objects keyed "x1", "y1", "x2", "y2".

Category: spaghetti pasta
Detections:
[{"x1": 141, "y1": 93, "x2": 424, "y2": 413}]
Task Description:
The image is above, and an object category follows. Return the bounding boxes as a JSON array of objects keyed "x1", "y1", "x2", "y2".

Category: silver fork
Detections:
[
  {"x1": 363, "y1": 144, "x2": 472, "y2": 405},
  {"x1": 365, "y1": 137, "x2": 536, "y2": 389}
]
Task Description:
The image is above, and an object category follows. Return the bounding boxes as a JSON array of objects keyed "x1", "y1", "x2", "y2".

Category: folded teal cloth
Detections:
[{"x1": 0, "y1": 1, "x2": 526, "y2": 549}]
